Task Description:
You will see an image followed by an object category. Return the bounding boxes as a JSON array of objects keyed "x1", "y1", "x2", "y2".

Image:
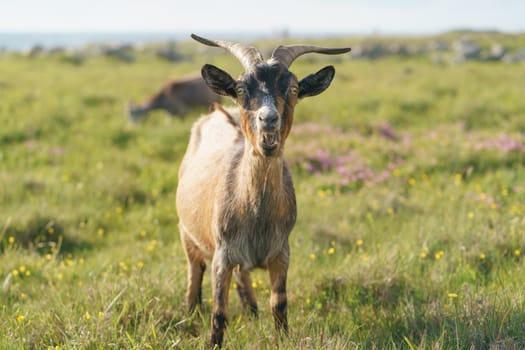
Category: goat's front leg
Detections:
[
  {"x1": 268, "y1": 249, "x2": 290, "y2": 334},
  {"x1": 210, "y1": 249, "x2": 232, "y2": 348}
]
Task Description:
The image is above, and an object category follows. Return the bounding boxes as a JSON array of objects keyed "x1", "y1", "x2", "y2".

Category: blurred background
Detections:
[
  {"x1": 2, "y1": 1, "x2": 525, "y2": 349},
  {"x1": 1, "y1": 0, "x2": 524, "y2": 51}
]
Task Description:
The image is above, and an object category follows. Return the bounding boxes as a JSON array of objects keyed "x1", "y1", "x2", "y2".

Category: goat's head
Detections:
[
  {"x1": 192, "y1": 34, "x2": 351, "y2": 157},
  {"x1": 127, "y1": 101, "x2": 145, "y2": 123}
]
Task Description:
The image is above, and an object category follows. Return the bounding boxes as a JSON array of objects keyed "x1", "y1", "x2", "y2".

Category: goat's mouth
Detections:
[{"x1": 259, "y1": 132, "x2": 280, "y2": 156}]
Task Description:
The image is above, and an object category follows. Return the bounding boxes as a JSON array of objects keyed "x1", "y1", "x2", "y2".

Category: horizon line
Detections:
[{"x1": 1, "y1": 27, "x2": 524, "y2": 35}]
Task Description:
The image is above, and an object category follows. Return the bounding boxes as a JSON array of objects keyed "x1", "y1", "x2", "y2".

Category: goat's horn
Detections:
[
  {"x1": 191, "y1": 33, "x2": 264, "y2": 71},
  {"x1": 271, "y1": 45, "x2": 351, "y2": 68}
]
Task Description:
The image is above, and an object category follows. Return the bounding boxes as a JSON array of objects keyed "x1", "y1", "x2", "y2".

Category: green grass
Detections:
[{"x1": 1, "y1": 34, "x2": 525, "y2": 349}]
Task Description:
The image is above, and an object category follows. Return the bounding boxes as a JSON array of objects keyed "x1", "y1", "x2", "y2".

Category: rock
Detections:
[
  {"x1": 502, "y1": 48, "x2": 525, "y2": 63},
  {"x1": 350, "y1": 43, "x2": 390, "y2": 60},
  {"x1": 453, "y1": 39, "x2": 481, "y2": 62},
  {"x1": 486, "y1": 44, "x2": 506, "y2": 61}
]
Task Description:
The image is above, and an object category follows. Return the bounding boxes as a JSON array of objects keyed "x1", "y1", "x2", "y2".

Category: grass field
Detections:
[{"x1": 1, "y1": 33, "x2": 525, "y2": 349}]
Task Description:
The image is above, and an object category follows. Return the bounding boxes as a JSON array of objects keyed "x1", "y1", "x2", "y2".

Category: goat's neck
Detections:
[
  {"x1": 236, "y1": 146, "x2": 284, "y2": 204},
  {"x1": 132, "y1": 104, "x2": 150, "y2": 115},
  {"x1": 135, "y1": 93, "x2": 164, "y2": 114}
]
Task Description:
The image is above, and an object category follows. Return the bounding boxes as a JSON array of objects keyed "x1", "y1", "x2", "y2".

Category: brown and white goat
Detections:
[
  {"x1": 128, "y1": 76, "x2": 221, "y2": 122},
  {"x1": 176, "y1": 34, "x2": 350, "y2": 347}
]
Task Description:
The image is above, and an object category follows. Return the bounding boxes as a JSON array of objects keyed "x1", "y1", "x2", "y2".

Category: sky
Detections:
[{"x1": 1, "y1": 0, "x2": 524, "y2": 35}]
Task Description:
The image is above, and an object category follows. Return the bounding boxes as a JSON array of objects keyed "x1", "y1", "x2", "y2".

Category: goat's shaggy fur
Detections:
[{"x1": 176, "y1": 34, "x2": 350, "y2": 348}]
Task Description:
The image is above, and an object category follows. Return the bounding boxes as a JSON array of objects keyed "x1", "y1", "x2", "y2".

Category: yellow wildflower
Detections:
[
  {"x1": 356, "y1": 239, "x2": 364, "y2": 247},
  {"x1": 327, "y1": 247, "x2": 335, "y2": 255},
  {"x1": 514, "y1": 249, "x2": 521, "y2": 257},
  {"x1": 8, "y1": 236, "x2": 15, "y2": 244},
  {"x1": 448, "y1": 293, "x2": 458, "y2": 299},
  {"x1": 454, "y1": 173, "x2": 462, "y2": 186},
  {"x1": 147, "y1": 239, "x2": 158, "y2": 252},
  {"x1": 119, "y1": 262, "x2": 128, "y2": 271},
  {"x1": 17, "y1": 315, "x2": 25, "y2": 323},
  {"x1": 435, "y1": 250, "x2": 445, "y2": 260},
  {"x1": 479, "y1": 253, "x2": 486, "y2": 260},
  {"x1": 309, "y1": 253, "x2": 316, "y2": 261}
]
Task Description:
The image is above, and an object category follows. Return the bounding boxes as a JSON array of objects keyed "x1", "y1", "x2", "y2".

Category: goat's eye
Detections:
[
  {"x1": 235, "y1": 86, "x2": 246, "y2": 97},
  {"x1": 289, "y1": 86, "x2": 299, "y2": 96}
]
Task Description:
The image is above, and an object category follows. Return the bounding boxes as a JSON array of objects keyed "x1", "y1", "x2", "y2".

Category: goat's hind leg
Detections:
[
  {"x1": 233, "y1": 267, "x2": 258, "y2": 316},
  {"x1": 180, "y1": 228, "x2": 206, "y2": 313}
]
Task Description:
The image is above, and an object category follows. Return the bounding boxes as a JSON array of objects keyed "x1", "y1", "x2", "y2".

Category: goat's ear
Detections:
[
  {"x1": 298, "y1": 65, "x2": 335, "y2": 99},
  {"x1": 201, "y1": 64, "x2": 237, "y2": 97}
]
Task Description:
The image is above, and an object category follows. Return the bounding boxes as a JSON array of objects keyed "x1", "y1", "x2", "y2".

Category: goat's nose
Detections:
[{"x1": 258, "y1": 111, "x2": 279, "y2": 130}]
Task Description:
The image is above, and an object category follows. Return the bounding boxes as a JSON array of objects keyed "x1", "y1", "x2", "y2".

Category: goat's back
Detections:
[
  {"x1": 178, "y1": 106, "x2": 240, "y2": 178},
  {"x1": 176, "y1": 107, "x2": 241, "y2": 258},
  {"x1": 167, "y1": 76, "x2": 221, "y2": 106}
]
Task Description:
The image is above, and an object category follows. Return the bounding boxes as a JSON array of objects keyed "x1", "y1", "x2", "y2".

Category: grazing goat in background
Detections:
[
  {"x1": 128, "y1": 76, "x2": 220, "y2": 122},
  {"x1": 176, "y1": 33, "x2": 350, "y2": 347}
]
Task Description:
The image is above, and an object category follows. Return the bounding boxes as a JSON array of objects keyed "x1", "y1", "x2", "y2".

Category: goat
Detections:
[
  {"x1": 175, "y1": 34, "x2": 350, "y2": 348},
  {"x1": 128, "y1": 76, "x2": 221, "y2": 122}
]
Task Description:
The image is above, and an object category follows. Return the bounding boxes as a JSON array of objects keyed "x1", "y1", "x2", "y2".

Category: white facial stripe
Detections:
[
  {"x1": 261, "y1": 95, "x2": 276, "y2": 111},
  {"x1": 257, "y1": 106, "x2": 272, "y2": 120},
  {"x1": 257, "y1": 96, "x2": 277, "y2": 120}
]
